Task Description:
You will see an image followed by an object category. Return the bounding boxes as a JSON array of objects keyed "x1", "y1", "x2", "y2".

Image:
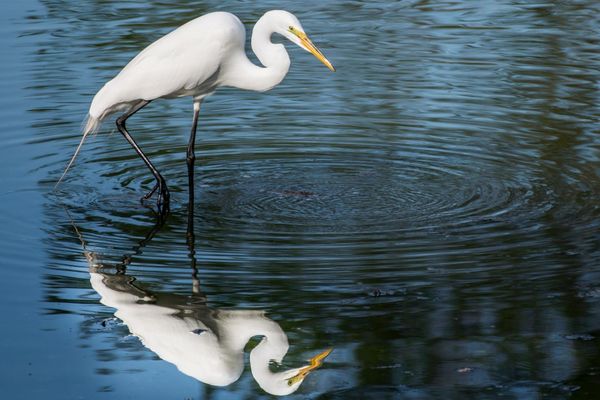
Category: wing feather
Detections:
[{"x1": 112, "y1": 12, "x2": 244, "y2": 101}]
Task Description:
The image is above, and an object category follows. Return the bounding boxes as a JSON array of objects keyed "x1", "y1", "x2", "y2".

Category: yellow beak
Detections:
[
  {"x1": 287, "y1": 348, "x2": 333, "y2": 386},
  {"x1": 291, "y1": 29, "x2": 336, "y2": 72}
]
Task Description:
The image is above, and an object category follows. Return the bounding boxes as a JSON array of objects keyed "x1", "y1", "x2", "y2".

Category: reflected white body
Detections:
[{"x1": 89, "y1": 270, "x2": 310, "y2": 395}]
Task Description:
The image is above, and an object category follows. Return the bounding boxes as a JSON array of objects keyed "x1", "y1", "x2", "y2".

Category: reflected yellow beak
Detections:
[
  {"x1": 287, "y1": 348, "x2": 333, "y2": 386},
  {"x1": 290, "y1": 28, "x2": 336, "y2": 72}
]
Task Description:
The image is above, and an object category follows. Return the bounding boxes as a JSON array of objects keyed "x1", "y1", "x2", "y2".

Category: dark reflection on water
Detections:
[{"x1": 2, "y1": 0, "x2": 600, "y2": 398}]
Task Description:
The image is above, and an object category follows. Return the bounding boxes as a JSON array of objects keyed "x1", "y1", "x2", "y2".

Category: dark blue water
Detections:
[{"x1": 2, "y1": 1, "x2": 600, "y2": 399}]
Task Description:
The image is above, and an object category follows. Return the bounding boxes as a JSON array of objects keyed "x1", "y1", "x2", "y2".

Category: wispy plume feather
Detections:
[{"x1": 54, "y1": 115, "x2": 101, "y2": 189}]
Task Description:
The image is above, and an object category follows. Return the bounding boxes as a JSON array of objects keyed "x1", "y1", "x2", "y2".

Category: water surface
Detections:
[{"x1": 2, "y1": 0, "x2": 600, "y2": 399}]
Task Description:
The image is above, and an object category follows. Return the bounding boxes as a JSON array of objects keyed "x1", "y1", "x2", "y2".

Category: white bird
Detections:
[
  {"x1": 68, "y1": 213, "x2": 332, "y2": 396},
  {"x1": 57, "y1": 10, "x2": 335, "y2": 213},
  {"x1": 86, "y1": 261, "x2": 331, "y2": 395}
]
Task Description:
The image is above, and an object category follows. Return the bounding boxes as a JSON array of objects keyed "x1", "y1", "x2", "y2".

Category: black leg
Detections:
[
  {"x1": 186, "y1": 101, "x2": 201, "y2": 292},
  {"x1": 187, "y1": 179, "x2": 198, "y2": 294},
  {"x1": 186, "y1": 102, "x2": 201, "y2": 296},
  {"x1": 186, "y1": 179, "x2": 204, "y2": 300},
  {"x1": 118, "y1": 211, "x2": 165, "y2": 273},
  {"x1": 115, "y1": 100, "x2": 170, "y2": 215},
  {"x1": 187, "y1": 101, "x2": 201, "y2": 199}
]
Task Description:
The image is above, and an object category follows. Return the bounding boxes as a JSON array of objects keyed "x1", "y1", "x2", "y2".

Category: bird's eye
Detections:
[{"x1": 288, "y1": 26, "x2": 294, "y2": 31}]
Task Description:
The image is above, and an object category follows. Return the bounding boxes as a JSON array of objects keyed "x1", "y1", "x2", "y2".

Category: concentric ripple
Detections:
[
  {"x1": 197, "y1": 156, "x2": 524, "y2": 231},
  {"x1": 52, "y1": 127, "x2": 600, "y2": 272},
  {"x1": 191, "y1": 146, "x2": 594, "y2": 239}
]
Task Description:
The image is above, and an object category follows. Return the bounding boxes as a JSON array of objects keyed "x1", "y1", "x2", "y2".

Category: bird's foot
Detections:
[
  {"x1": 140, "y1": 180, "x2": 170, "y2": 216},
  {"x1": 142, "y1": 184, "x2": 159, "y2": 201}
]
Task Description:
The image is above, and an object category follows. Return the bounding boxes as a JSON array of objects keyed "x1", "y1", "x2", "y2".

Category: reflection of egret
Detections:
[
  {"x1": 89, "y1": 273, "x2": 330, "y2": 395},
  {"x1": 71, "y1": 217, "x2": 331, "y2": 395},
  {"x1": 57, "y1": 10, "x2": 335, "y2": 213}
]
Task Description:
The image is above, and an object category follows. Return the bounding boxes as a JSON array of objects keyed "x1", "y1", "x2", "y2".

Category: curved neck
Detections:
[
  {"x1": 223, "y1": 13, "x2": 290, "y2": 92},
  {"x1": 249, "y1": 334, "x2": 297, "y2": 395},
  {"x1": 249, "y1": 333, "x2": 289, "y2": 371}
]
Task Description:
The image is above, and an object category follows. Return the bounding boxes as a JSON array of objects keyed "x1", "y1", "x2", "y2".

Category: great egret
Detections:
[
  {"x1": 57, "y1": 10, "x2": 335, "y2": 213},
  {"x1": 73, "y1": 226, "x2": 332, "y2": 395},
  {"x1": 89, "y1": 270, "x2": 331, "y2": 395}
]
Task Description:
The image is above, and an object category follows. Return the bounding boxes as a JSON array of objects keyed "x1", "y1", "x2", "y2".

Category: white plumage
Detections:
[
  {"x1": 90, "y1": 12, "x2": 238, "y2": 117},
  {"x1": 88, "y1": 269, "x2": 330, "y2": 395}
]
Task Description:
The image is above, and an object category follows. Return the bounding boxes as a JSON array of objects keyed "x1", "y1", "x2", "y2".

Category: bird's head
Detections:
[
  {"x1": 282, "y1": 347, "x2": 333, "y2": 391},
  {"x1": 251, "y1": 341, "x2": 333, "y2": 396},
  {"x1": 266, "y1": 10, "x2": 336, "y2": 72}
]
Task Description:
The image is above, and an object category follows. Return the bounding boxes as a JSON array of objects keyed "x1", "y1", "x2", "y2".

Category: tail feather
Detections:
[{"x1": 54, "y1": 115, "x2": 101, "y2": 189}]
